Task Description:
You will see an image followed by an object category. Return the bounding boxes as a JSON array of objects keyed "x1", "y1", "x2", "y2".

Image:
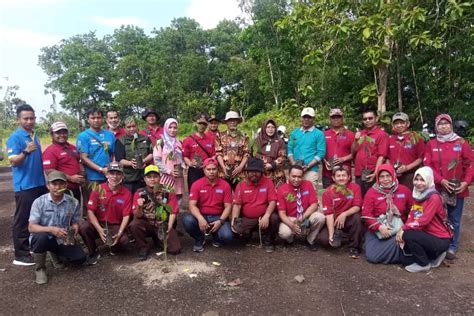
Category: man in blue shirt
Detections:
[
  {"x1": 7, "y1": 104, "x2": 48, "y2": 266},
  {"x1": 287, "y1": 107, "x2": 326, "y2": 191},
  {"x1": 76, "y1": 108, "x2": 115, "y2": 183}
]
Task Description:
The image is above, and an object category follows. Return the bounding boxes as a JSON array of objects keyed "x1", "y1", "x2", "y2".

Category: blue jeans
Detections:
[
  {"x1": 182, "y1": 213, "x2": 233, "y2": 245},
  {"x1": 447, "y1": 198, "x2": 464, "y2": 253}
]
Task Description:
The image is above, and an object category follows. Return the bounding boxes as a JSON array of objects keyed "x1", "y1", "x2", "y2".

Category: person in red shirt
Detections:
[
  {"x1": 42, "y1": 121, "x2": 85, "y2": 202},
  {"x1": 277, "y1": 165, "x2": 325, "y2": 251},
  {"x1": 396, "y1": 166, "x2": 452, "y2": 272},
  {"x1": 139, "y1": 108, "x2": 163, "y2": 145},
  {"x1": 352, "y1": 107, "x2": 389, "y2": 196},
  {"x1": 129, "y1": 165, "x2": 181, "y2": 261},
  {"x1": 183, "y1": 158, "x2": 233, "y2": 252},
  {"x1": 424, "y1": 114, "x2": 473, "y2": 260},
  {"x1": 105, "y1": 110, "x2": 126, "y2": 140},
  {"x1": 387, "y1": 112, "x2": 424, "y2": 191},
  {"x1": 317, "y1": 166, "x2": 364, "y2": 258},
  {"x1": 79, "y1": 162, "x2": 132, "y2": 264},
  {"x1": 183, "y1": 112, "x2": 216, "y2": 191},
  {"x1": 322, "y1": 108, "x2": 354, "y2": 188},
  {"x1": 205, "y1": 115, "x2": 220, "y2": 143},
  {"x1": 231, "y1": 158, "x2": 280, "y2": 253},
  {"x1": 362, "y1": 164, "x2": 412, "y2": 264}
]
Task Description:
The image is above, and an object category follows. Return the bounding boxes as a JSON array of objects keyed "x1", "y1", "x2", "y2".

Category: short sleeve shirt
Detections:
[
  {"x1": 354, "y1": 127, "x2": 389, "y2": 176},
  {"x1": 189, "y1": 177, "x2": 232, "y2": 215},
  {"x1": 277, "y1": 180, "x2": 318, "y2": 217},
  {"x1": 132, "y1": 188, "x2": 179, "y2": 224},
  {"x1": 76, "y1": 128, "x2": 115, "y2": 181},
  {"x1": 42, "y1": 142, "x2": 81, "y2": 189},
  {"x1": 87, "y1": 183, "x2": 132, "y2": 224},
  {"x1": 183, "y1": 133, "x2": 215, "y2": 161},
  {"x1": 29, "y1": 193, "x2": 81, "y2": 228},
  {"x1": 7, "y1": 128, "x2": 46, "y2": 192},
  {"x1": 322, "y1": 182, "x2": 362, "y2": 218},
  {"x1": 233, "y1": 177, "x2": 277, "y2": 218}
]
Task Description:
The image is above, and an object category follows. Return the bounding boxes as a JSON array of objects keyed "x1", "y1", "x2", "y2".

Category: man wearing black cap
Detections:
[
  {"x1": 139, "y1": 108, "x2": 163, "y2": 145},
  {"x1": 231, "y1": 158, "x2": 280, "y2": 252},
  {"x1": 183, "y1": 112, "x2": 216, "y2": 190},
  {"x1": 28, "y1": 170, "x2": 86, "y2": 284},
  {"x1": 206, "y1": 115, "x2": 220, "y2": 143}
]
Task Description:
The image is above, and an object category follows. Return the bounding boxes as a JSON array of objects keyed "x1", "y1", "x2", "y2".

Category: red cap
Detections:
[{"x1": 203, "y1": 158, "x2": 218, "y2": 167}]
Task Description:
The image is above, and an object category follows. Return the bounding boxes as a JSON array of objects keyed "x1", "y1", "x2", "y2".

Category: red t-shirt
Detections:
[
  {"x1": 139, "y1": 125, "x2": 164, "y2": 145},
  {"x1": 233, "y1": 177, "x2": 277, "y2": 218},
  {"x1": 205, "y1": 130, "x2": 219, "y2": 143},
  {"x1": 323, "y1": 128, "x2": 355, "y2": 178},
  {"x1": 277, "y1": 180, "x2": 318, "y2": 217},
  {"x1": 87, "y1": 183, "x2": 132, "y2": 225},
  {"x1": 322, "y1": 182, "x2": 362, "y2": 218},
  {"x1": 109, "y1": 128, "x2": 126, "y2": 140},
  {"x1": 403, "y1": 193, "x2": 451, "y2": 239},
  {"x1": 354, "y1": 126, "x2": 389, "y2": 176},
  {"x1": 132, "y1": 188, "x2": 179, "y2": 215},
  {"x1": 189, "y1": 177, "x2": 232, "y2": 215},
  {"x1": 361, "y1": 185, "x2": 412, "y2": 232},
  {"x1": 183, "y1": 133, "x2": 215, "y2": 161},
  {"x1": 42, "y1": 142, "x2": 81, "y2": 189},
  {"x1": 388, "y1": 131, "x2": 424, "y2": 167},
  {"x1": 424, "y1": 138, "x2": 473, "y2": 198}
]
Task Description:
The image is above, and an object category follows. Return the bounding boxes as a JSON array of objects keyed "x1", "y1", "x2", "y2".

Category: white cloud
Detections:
[
  {"x1": 186, "y1": 0, "x2": 241, "y2": 29},
  {"x1": 0, "y1": 27, "x2": 60, "y2": 48},
  {"x1": 90, "y1": 16, "x2": 150, "y2": 28}
]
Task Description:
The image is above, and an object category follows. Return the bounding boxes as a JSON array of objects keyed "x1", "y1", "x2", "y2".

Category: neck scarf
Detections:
[
  {"x1": 412, "y1": 166, "x2": 438, "y2": 202},
  {"x1": 256, "y1": 119, "x2": 281, "y2": 159},
  {"x1": 162, "y1": 118, "x2": 183, "y2": 162},
  {"x1": 435, "y1": 113, "x2": 460, "y2": 143},
  {"x1": 372, "y1": 164, "x2": 401, "y2": 221}
]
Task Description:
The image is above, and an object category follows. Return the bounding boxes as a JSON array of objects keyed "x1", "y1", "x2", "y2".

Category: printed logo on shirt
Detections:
[
  {"x1": 7, "y1": 148, "x2": 13, "y2": 153},
  {"x1": 404, "y1": 144, "x2": 412, "y2": 149},
  {"x1": 244, "y1": 190, "x2": 253, "y2": 194},
  {"x1": 396, "y1": 193, "x2": 405, "y2": 199},
  {"x1": 116, "y1": 199, "x2": 125, "y2": 204},
  {"x1": 215, "y1": 189, "x2": 224, "y2": 194},
  {"x1": 412, "y1": 204, "x2": 424, "y2": 221},
  {"x1": 333, "y1": 197, "x2": 341, "y2": 202},
  {"x1": 199, "y1": 190, "x2": 207, "y2": 193},
  {"x1": 302, "y1": 191, "x2": 309, "y2": 196},
  {"x1": 338, "y1": 135, "x2": 347, "y2": 140},
  {"x1": 347, "y1": 195, "x2": 353, "y2": 200},
  {"x1": 377, "y1": 197, "x2": 385, "y2": 200},
  {"x1": 433, "y1": 148, "x2": 441, "y2": 152},
  {"x1": 88, "y1": 201, "x2": 93, "y2": 205},
  {"x1": 453, "y1": 144, "x2": 462, "y2": 152},
  {"x1": 60, "y1": 152, "x2": 67, "y2": 156},
  {"x1": 91, "y1": 139, "x2": 99, "y2": 145},
  {"x1": 322, "y1": 207, "x2": 328, "y2": 211},
  {"x1": 389, "y1": 145, "x2": 395, "y2": 148},
  {"x1": 325, "y1": 136, "x2": 332, "y2": 139},
  {"x1": 206, "y1": 144, "x2": 212, "y2": 147},
  {"x1": 43, "y1": 160, "x2": 51, "y2": 165},
  {"x1": 259, "y1": 188, "x2": 267, "y2": 193}
]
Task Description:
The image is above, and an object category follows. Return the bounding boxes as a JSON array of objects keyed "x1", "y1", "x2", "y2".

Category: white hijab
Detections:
[{"x1": 412, "y1": 166, "x2": 437, "y2": 202}]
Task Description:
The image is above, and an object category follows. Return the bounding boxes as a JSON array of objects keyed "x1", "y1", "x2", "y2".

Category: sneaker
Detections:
[
  {"x1": 86, "y1": 253, "x2": 100, "y2": 265},
  {"x1": 348, "y1": 248, "x2": 360, "y2": 259},
  {"x1": 109, "y1": 251, "x2": 116, "y2": 256},
  {"x1": 405, "y1": 263, "x2": 431, "y2": 273},
  {"x1": 212, "y1": 240, "x2": 223, "y2": 248},
  {"x1": 307, "y1": 242, "x2": 319, "y2": 252},
  {"x1": 128, "y1": 238, "x2": 136, "y2": 243},
  {"x1": 193, "y1": 240, "x2": 205, "y2": 253},
  {"x1": 430, "y1": 252, "x2": 447, "y2": 268},
  {"x1": 13, "y1": 255, "x2": 35, "y2": 266},
  {"x1": 445, "y1": 251, "x2": 457, "y2": 261},
  {"x1": 264, "y1": 244, "x2": 275, "y2": 253}
]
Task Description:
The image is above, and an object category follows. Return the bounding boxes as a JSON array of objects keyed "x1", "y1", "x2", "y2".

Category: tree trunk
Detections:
[
  {"x1": 395, "y1": 42, "x2": 403, "y2": 111},
  {"x1": 377, "y1": 63, "x2": 388, "y2": 115},
  {"x1": 266, "y1": 50, "x2": 280, "y2": 108}
]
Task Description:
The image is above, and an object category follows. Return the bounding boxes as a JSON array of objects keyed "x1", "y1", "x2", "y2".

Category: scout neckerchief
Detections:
[{"x1": 295, "y1": 188, "x2": 304, "y2": 220}]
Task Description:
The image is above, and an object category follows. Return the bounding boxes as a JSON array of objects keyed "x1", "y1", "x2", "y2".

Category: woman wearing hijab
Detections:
[
  {"x1": 253, "y1": 119, "x2": 287, "y2": 188},
  {"x1": 424, "y1": 114, "x2": 473, "y2": 260},
  {"x1": 153, "y1": 118, "x2": 185, "y2": 199},
  {"x1": 396, "y1": 166, "x2": 452, "y2": 272},
  {"x1": 362, "y1": 164, "x2": 412, "y2": 264}
]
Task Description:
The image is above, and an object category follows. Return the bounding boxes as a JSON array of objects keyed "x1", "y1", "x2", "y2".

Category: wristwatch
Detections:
[{"x1": 22, "y1": 150, "x2": 30, "y2": 155}]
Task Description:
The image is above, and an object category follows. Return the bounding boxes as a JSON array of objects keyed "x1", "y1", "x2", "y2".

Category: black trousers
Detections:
[
  {"x1": 400, "y1": 230, "x2": 451, "y2": 267},
  {"x1": 13, "y1": 186, "x2": 48, "y2": 258},
  {"x1": 30, "y1": 232, "x2": 87, "y2": 265},
  {"x1": 187, "y1": 167, "x2": 204, "y2": 191},
  {"x1": 355, "y1": 176, "x2": 375, "y2": 198}
]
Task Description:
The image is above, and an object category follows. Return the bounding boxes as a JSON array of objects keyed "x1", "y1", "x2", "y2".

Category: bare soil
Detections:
[{"x1": 0, "y1": 166, "x2": 473, "y2": 315}]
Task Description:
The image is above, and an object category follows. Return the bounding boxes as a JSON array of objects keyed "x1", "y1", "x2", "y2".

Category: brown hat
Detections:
[
  {"x1": 329, "y1": 108, "x2": 343, "y2": 117},
  {"x1": 47, "y1": 170, "x2": 67, "y2": 182},
  {"x1": 107, "y1": 161, "x2": 124, "y2": 173}
]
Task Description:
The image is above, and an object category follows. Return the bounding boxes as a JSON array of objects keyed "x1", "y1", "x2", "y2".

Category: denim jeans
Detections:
[
  {"x1": 182, "y1": 213, "x2": 233, "y2": 245},
  {"x1": 447, "y1": 198, "x2": 464, "y2": 253}
]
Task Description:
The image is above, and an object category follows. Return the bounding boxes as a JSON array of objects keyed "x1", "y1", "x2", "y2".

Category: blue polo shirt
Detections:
[
  {"x1": 7, "y1": 128, "x2": 46, "y2": 192},
  {"x1": 287, "y1": 126, "x2": 326, "y2": 172},
  {"x1": 76, "y1": 128, "x2": 115, "y2": 181}
]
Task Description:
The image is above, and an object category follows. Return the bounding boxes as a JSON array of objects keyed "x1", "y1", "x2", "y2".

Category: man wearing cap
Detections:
[
  {"x1": 115, "y1": 116, "x2": 153, "y2": 194},
  {"x1": 7, "y1": 104, "x2": 48, "y2": 266},
  {"x1": 206, "y1": 115, "x2": 220, "y2": 142},
  {"x1": 215, "y1": 111, "x2": 250, "y2": 190},
  {"x1": 322, "y1": 108, "x2": 355, "y2": 188},
  {"x1": 183, "y1": 158, "x2": 233, "y2": 252},
  {"x1": 387, "y1": 112, "x2": 424, "y2": 190},
  {"x1": 287, "y1": 107, "x2": 326, "y2": 190},
  {"x1": 231, "y1": 158, "x2": 280, "y2": 252},
  {"x1": 28, "y1": 171, "x2": 86, "y2": 284},
  {"x1": 139, "y1": 108, "x2": 163, "y2": 145},
  {"x1": 76, "y1": 108, "x2": 116, "y2": 184},
  {"x1": 79, "y1": 162, "x2": 132, "y2": 264},
  {"x1": 105, "y1": 109, "x2": 126, "y2": 140},
  {"x1": 352, "y1": 107, "x2": 389, "y2": 196},
  {"x1": 183, "y1": 112, "x2": 216, "y2": 190},
  {"x1": 277, "y1": 165, "x2": 325, "y2": 251},
  {"x1": 43, "y1": 121, "x2": 85, "y2": 202},
  {"x1": 129, "y1": 165, "x2": 181, "y2": 260}
]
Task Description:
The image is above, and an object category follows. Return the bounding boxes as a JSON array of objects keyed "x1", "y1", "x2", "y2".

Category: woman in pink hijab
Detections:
[{"x1": 153, "y1": 118, "x2": 185, "y2": 199}]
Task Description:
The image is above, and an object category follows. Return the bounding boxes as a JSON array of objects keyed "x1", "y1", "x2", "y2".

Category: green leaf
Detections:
[{"x1": 363, "y1": 28, "x2": 371, "y2": 39}]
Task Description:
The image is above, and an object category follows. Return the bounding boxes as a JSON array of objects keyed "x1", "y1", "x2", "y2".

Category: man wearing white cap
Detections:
[
  {"x1": 287, "y1": 107, "x2": 326, "y2": 190},
  {"x1": 43, "y1": 121, "x2": 85, "y2": 202},
  {"x1": 215, "y1": 111, "x2": 250, "y2": 190}
]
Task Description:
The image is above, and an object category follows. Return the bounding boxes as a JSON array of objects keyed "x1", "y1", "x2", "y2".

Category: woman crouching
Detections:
[{"x1": 396, "y1": 166, "x2": 452, "y2": 272}]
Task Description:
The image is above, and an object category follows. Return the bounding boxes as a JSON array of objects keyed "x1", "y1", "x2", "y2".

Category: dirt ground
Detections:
[{"x1": 0, "y1": 166, "x2": 473, "y2": 315}]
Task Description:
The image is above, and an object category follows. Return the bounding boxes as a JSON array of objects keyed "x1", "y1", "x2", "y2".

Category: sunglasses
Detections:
[{"x1": 363, "y1": 117, "x2": 375, "y2": 121}]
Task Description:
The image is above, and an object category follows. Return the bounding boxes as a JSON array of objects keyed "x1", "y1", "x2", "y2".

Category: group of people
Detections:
[{"x1": 6, "y1": 103, "x2": 472, "y2": 285}]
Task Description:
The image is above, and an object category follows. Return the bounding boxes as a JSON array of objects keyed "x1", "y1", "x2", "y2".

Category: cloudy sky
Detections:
[{"x1": 0, "y1": 0, "x2": 241, "y2": 117}]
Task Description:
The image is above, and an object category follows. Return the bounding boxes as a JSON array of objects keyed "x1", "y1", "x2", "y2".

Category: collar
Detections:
[
  {"x1": 204, "y1": 177, "x2": 219, "y2": 187},
  {"x1": 300, "y1": 126, "x2": 315, "y2": 132},
  {"x1": 17, "y1": 127, "x2": 33, "y2": 137},
  {"x1": 88, "y1": 128, "x2": 103, "y2": 134},
  {"x1": 147, "y1": 125, "x2": 161, "y2": 132},
  {"x1": 104, "y1": 182, "x2": 123, "y2": 194},
  {"x1": 47, "y1": 193, "x2": 67, "y2": 205}
]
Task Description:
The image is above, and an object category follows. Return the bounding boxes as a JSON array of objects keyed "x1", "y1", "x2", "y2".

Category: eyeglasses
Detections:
[{"x1": 363, "y1": 117, "x2": 375, "y2": 121}]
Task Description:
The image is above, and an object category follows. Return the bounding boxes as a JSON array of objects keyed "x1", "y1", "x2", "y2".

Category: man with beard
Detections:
[
  {"x1": 387, "y1": 112, "x2": 424, "y2": 190},
  {"x1": 352, "y1": 107, "x2": 389, "y2": 196},
  {"x1": 105, "y1": 110, "x2": 126, "y2": 140},
  {"x1": 43, "y1": 121, "x2": 85, "y2": 202},
  {"x1": 183, "y1": 113, "x2": 215, "y2": 190},
  {"x1": 277, "y1": 165, "x2": 325, "y2": 251},
  {"x1": 7, "y1": 104, "x2": 48, "y2": 265},
  {"x1": 183, "y1": 158, "x2": 233, "y2": 252},
  {"x1": 231, "y1": 158, "x2": 279, "y2": 253},
  {"x1": 139, "y1": 108, "x2": 163, "y2": 145},
  {"x1": 79, "y1": 162, "x2": 132, "y2": 264}
]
